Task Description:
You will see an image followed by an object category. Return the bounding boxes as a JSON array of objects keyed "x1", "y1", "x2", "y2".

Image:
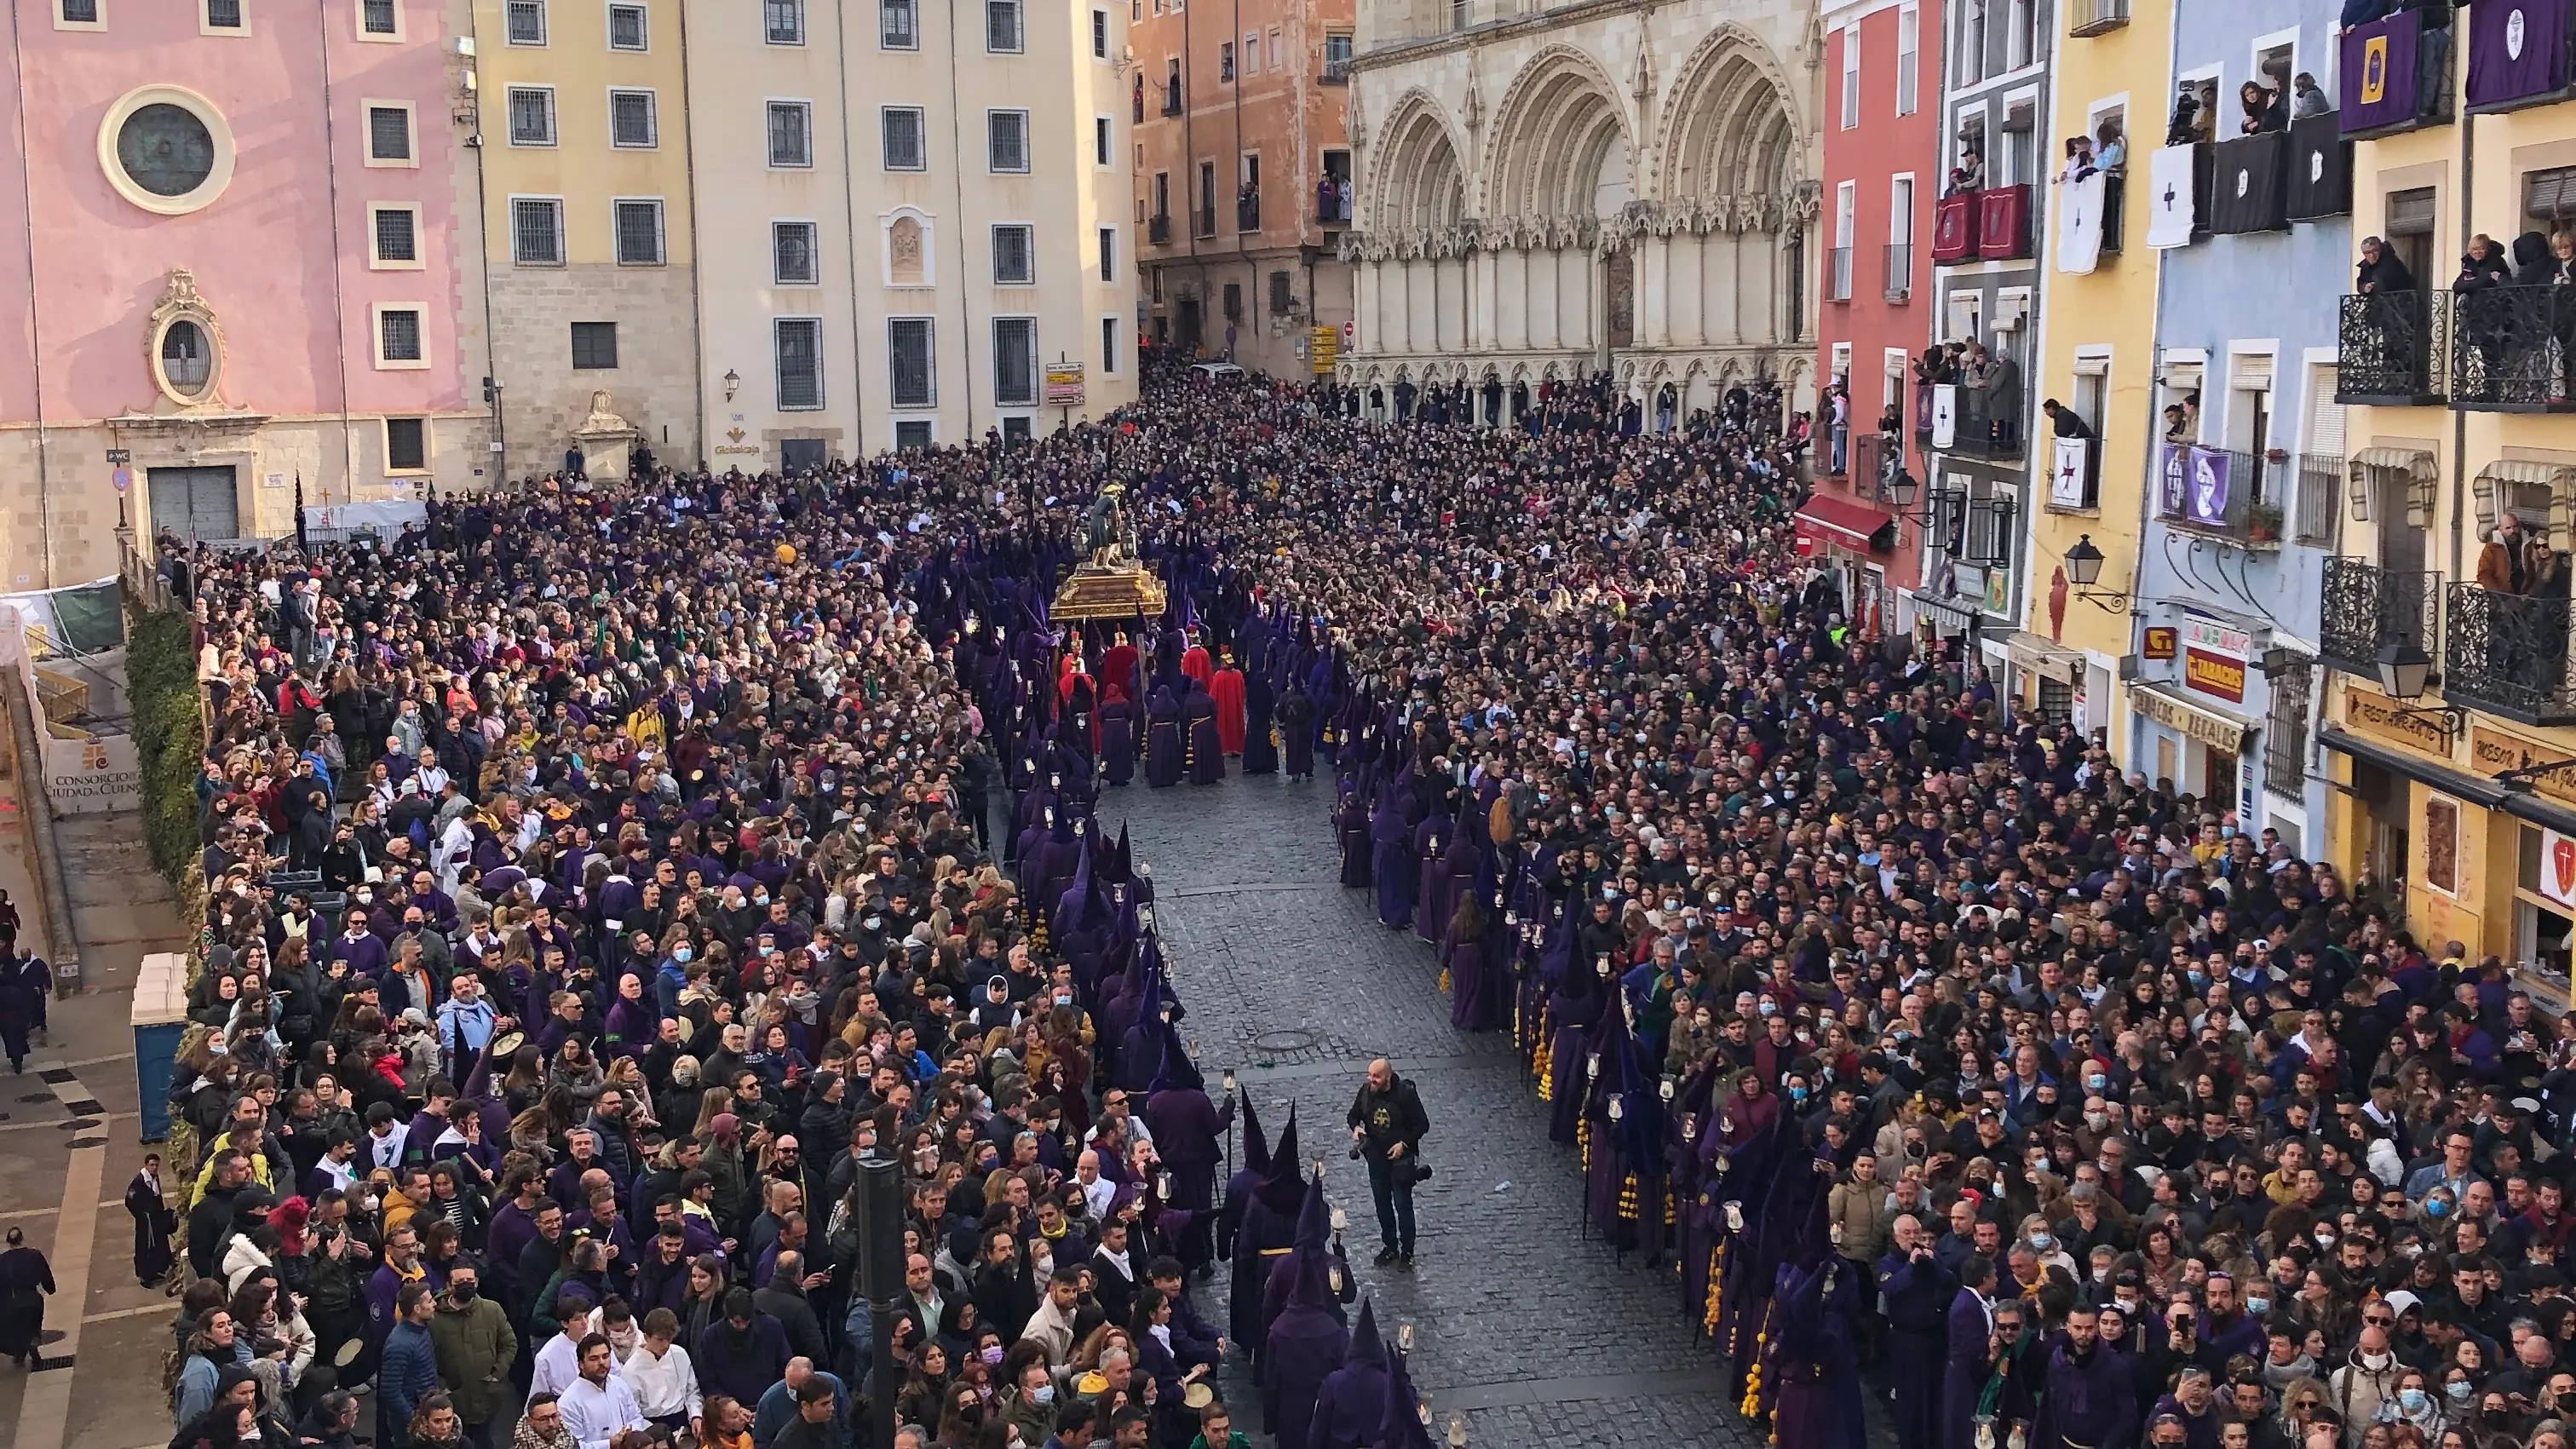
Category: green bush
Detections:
[{"x1": 126, "y1": 608, "x2": 204, "y2": 892}]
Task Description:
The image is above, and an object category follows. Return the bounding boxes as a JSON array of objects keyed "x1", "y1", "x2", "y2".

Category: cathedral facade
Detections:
[{"x1": 1338, "y1": 0, "x2": 1825, "y2": 417}]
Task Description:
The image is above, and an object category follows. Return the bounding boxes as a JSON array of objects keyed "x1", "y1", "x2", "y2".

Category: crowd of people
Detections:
[{"x1": 124, "y1": 346, "x2": 2576, "y2": 1449}]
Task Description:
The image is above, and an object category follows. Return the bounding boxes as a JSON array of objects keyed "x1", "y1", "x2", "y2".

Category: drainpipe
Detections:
[
  {"x1": 946, "y1": 0, "x2": 976, "y2": 440},
  {"x1": 679, "y1": 0, "x2": 709, "y2": 464},
  {"x1": 2451, "y1": 85, "x2": 2473, "y2": 589},
  {"x1": 317, "y1": 0, "x2": 358, "y2": 503},
  {"x1": 837, "y1": 0, "x2": 867, "y2": 457},
  {"x1": 9, "y1": 0, "x2": 54, "y2": 584}
]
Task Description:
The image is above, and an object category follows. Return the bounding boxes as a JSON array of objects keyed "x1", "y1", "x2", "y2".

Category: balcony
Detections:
[
  {"x1": 2339, "y1": 9, "x2": 2455, "y2": 139},
  {"x1": 1931, "y1": 192, "x2": 1981, "y2": 263},
  {"x1": 2154, "y1": 444, "x2": 2285, "y2": 546},
  {"x1": 1827, "y1": 245, "x2": 1854, "y2": 302},
  {"x1": 1148, "y1": 213, "x2": 1173, "y2": 246},
  {"x1": 2336, "y1": 291, "x2": 2449, "y2": 405},
  {"x1": 1883, "y1": 243, "x2": 1913, "y2": 302},
  {"x1": 1320, "y1": 57, "x2": 1352, "y2": 84},
  {"x1": 1318, "y1": 184, "x2": 1351, "y2": 225},
  {"x1": 2292, "y1": 452, "x2": 2341, "y2": 545},
  {"x1": 2069, "y1": 0, "x2": 2129, "y2": 36},
  {"x1": 1948, "y1": 385, "x2": 2024, "y2": 459},
  {"x1": 1162, "y1": 83, "x2": 1184, "y2": 116},
  {"x1": 2320, "y1": 558, "x2": 2440, "y2": 676},
  {"x1": 1238, "y1": 192, "x2": 1261, "y2": 233},
  {"x1": 2467, "y1": 0, "x2": 2575, "y2": 113},
  {"x1": 2451, "y1": 285, "x2": 2576, "y2": 412},
  {"x1": 2445, "y1": 582, "x2": 2576, "y2": 725},
  {"x1": 1976, "y1": 184, "x2": 2032, "y2": 261}
]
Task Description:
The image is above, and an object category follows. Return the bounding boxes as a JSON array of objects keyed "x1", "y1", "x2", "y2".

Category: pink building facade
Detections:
[{"x1": 0, "y1": 0, "x2": 492, "y2": 587}]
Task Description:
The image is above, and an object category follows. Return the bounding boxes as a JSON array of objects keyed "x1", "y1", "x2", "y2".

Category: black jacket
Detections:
[{"x1": 1347, "y1": 1075, "x2": 1430, "y2": 1161}]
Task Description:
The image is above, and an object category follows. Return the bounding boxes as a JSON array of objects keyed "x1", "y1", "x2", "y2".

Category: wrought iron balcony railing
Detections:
[
  {"x1": 2451, "y1": 285, "x2": 2576, "y2": 412},
  {"x1": 2155, "y1": 446, "x2": 2286, "y2": 546},
  {"x1": 2292, "y1": 453, "x2": 2339, "y2": 545},
  {"x1": 2336, "y1": 290, "x2": 2449, "y2": 405},
  {"x1": 1147, "y1": 213, "x2": 1172, "y2": 245},
  {"x1": 2320, "y1": 558, "x2": 2439, "y2": 676},
  {"x1": 2444, "y1": 582, "x2": 2576, "y2": 724}
]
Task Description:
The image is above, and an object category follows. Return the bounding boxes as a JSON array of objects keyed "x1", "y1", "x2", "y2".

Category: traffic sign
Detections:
[
  {"x1": 105, "y1": 448, "x2": 131, "y2": 465},
  {"x1": 112, "y1": 467, "x2": 132, "y2": 495}
]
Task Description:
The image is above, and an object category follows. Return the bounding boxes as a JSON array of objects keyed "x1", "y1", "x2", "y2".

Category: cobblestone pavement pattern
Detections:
[{"x1": 1103, "y1": 772, "x2": 1775, "y2": 1448}]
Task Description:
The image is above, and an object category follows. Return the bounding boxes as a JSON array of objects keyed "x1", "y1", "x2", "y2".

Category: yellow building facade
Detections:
[
  {"x1": 2320, "y1": 21, "x2": 2576, "y2": 1002},
  {"x1": 469, "y1": 0, "x2": 702, "y2": 478},
  {"x1": 2016, "y1": 0, "x2": 2171, "y2": 751}
]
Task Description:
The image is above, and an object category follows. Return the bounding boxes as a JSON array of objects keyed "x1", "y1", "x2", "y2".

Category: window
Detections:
[
  {"x1": 773, "y1": 221, "x2": 819, "y2": 285},
  {"x1": 508, "y1": 87, "x2": 556, "y2": 146},
  {"x1": 371, "y1": 204, "x2": 419, "y2": 265},
  {"x1": 1096, "y1": 116, "x2": 1113, "y2": 166},
  {"x1": 1244, "y1": 32, "x2": 1257, "y2": 73},
  {"x1": 384, "y1": 417, "x2": 427, "y2": 470},
  {"x1": 1324, "y1": 31, "x2": 1353, "y2": 75},
  {"x1": 511, "y1": 198, "x2": 563, "y2": 265},
  {"x1": 1267, "y1": 26, "x2": 1279, "y2": 69},
  {"x1": 992, "y1": 224, "x2": 1035, "y2": 285},
  {"x1": 1002, "y1": 417, "x2": 1031, "y2": 443},
  {"x1": 993, "y1": 317, "x2": 1038, "y2": 407},
  {"x1": 613, "y1": 198, "x2": 664, "y2": 264},
  {"x1": 361, "y1": 0, "x2": 397, "y2": 34},
  {"x1": 889, "y1": 318, "x2": 934, "y2": 408},
  {"x1": 768, "y1": 101, "x2": 812, "y2": 167},
  {"x1": 206, "y1": 0, "x2": 242, "y2": 27},
  {"x1": 882, "y1": 0, "x2": 916, "y2": 47},
  {"x1": 1102, "y1": 316, "x2": 1119, "y2": 374},
  {"x1": 2263, "y1": 659, "x2": 2313, "y2": 797},
  {"x1": 1896, "y1": 6, "x2": 1919, "y2": 115},
  {"x1": 1098, "y1": 225, "x2": 1116, "y2": 280},
  {"x1": 570, "y1": 321, "x2": 618, "y2": 370},
  {"x1": 505, "y1": 0, "x2": 544, "y2": 43},
  {"x1": 60, "y1": 0, "x2": 100, "y2": 21},
  {"x1": 377, "y1": 307, "x2": 424, "y2": 365},
  {"x1": 367, "y1": 105, "x2": 413, "y2": 163},
  {"x1": 987, "y1": 109, "x2": 1029, "y2": 172},
  {"x1": 895, "y1": 420, "x2": 934, "y2": 451},
  {"x1": 608, "y1": 2, "x2": 647, "y2": 49},
  {"x1": 985, "y1": 0, "x2": 1020, "y2": 51},
  {"x1": 765, "y1": 0, "x2": 802, "y2": 43},
  {"x1": 610, "y1": 89, "x2": 657, "y2": 147},
  {"x1": 1091, "y1": 7, "x2": 1108, "y2": 56},
  {"x1": 1221, "y1": 42, "x2": 1234, "y2": 81},
  {"x1": 1840, "y1": 26, "x2": 1859, "y2": 129},
  {"x1": 882, "y1": 106, "x2": 924, "y2": 170},
  {"x1": 774, "y1": 318, "x2": 823, "y2": 410},
  {"x1": 162, "y1": 323, "x2": 212, "y2": 392},
  {"x1": 1198, "y1": 158, "x2": 1216, "y2": 233},
  {"x1": 1222, "y1": 282, "x2": 1241, "y2": 321},
  {"x1": 1960, "y1": 0, "x2": 1984, "y2": 85},
  {"x1": 1270, "y1": 269, "x2": 1292, "y2": 314}
]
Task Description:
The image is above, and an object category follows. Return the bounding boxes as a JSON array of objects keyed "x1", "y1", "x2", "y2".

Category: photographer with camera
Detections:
[{"x1": 1347, "y1": 1059, "x2": 1429, "y2": 1271}]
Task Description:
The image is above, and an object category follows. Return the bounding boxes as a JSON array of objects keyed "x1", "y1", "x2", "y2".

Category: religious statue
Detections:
[
  {"x1": 1085, "y1": 484, "x2": 1128, "y2": 566},
  {"x1": 1053, "y1": 481, "x2": 1164, "y2": 620}
]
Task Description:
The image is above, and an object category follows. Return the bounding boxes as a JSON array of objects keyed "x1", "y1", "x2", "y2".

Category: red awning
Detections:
[{"x1": 1792, "y1": 496, "x2": 1897, "y2": 554}]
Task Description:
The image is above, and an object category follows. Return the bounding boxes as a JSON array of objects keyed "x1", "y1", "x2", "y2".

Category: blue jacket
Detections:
[
  {"x1": 378, "y1": 1320, "x2": 441, "y2": 1444},
  {"x1": 752, "y1": 1371, "x2": 848, "y2": 1449}
]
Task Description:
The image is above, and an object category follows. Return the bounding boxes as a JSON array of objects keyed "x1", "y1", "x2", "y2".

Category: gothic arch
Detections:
[
  {"x1": 1369, "y1": 89, "x2": 1469, "y2": 233},
  {"x1": 1657, "y1": 26, "x2": 1806, "y2": 202},
  {"x1": 1484, "y1": 44, "x2": 1633, "y2": 221}
]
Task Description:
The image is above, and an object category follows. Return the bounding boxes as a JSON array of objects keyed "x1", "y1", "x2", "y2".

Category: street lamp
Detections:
[
  {"x1": 1888, "y1": 469, "x2": 1920, "y2": 512},
  {"x1": 2374, "y1": 638, "x2": 2465, "y2": 738},
  {"x1": 2062, "y1": 534, "x2": 2130, "y2": 612},
  {"x1": 722, "y1": 369, "x2": 741, "y2": 400}
]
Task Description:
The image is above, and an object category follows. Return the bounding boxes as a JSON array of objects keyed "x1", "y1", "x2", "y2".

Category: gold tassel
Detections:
[
  {"x1": 1438, "y1": 967, "x2": 1450, "y2": 992},
  {"x1": 1704, "y1": 1241, "x2": 1725, "y2": 1331}
]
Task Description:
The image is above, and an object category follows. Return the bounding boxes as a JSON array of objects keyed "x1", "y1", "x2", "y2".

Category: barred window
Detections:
[
  {"x1": 385, "y1": 417, "x2": 427, "y2": 469},
  {"x1": 60, "y1": 0, "x2": 100, "y2": 20},
  {"x1": 367, "y1": 106, "x2": 412, "y2": 162},
  {"x1": 505, "y1": 0, "x2": 544, "y2": 42},
  {"x1": 2263, "y1": 659, "x2": 2314, "y2": 799},
  {"x1": 508, "y1": 87, "x2": 556, "y2": 146},
  {"x1": 613, "y1": 199, "x2": 664, "y2": 265},
  {"x1": 378, "y1": 308, "x2": 423, "y2": 363},
  {"x1": 889, "y1": 319, "x2": 934, "y2": 408},
  {"x1": 992, "y1": 225, "x2": 1034, "y2": 285},
  {"x1": 768, "y1": 101, "x2": 812, "y2": 167},
  {"x1": 206, "y1": 0, "x2": 243, "y2": 26},
  {"x1": 610, "y1": 89, "x2": 657, "y2": 147},
  {"x1": 608, "y1": 2, "x2": 647, "y2": 47},
  {"x1": 775, "y1": 318, "x2": 823, "y2": 410},
  {"x1": 570, "y1": 322, "x2": 618, "y2": 370},
  {"x1": 373, "y1": 207, "x2": 417, "y2": 263},
  {"x1": 765, "y1": 0, "x2": 802, "y2": 42},
  {"x1": 882, "y1": 0, "x2": 917, "y2": 47},
  {"x1": 986, "y1": 109, "x2": 1029, "y2": 173},
  {"x1": 985, "y1": 0, "x2": 1021, "y2": 50},
  {"x1": 511, "y1": 197, "x2": 563, "y2": 265},
  {"x1": 993, "y1": 317, "x2": 1037, "y2": 407},
  {"x1": 362, "y1": 0, "x2": 398, "y2": 33},
  {"x1": 881, "y1": 107, "x2": 925, "y2": 170},
  {"x1": 773, "y1": 221, "x2": 819, "y2": 285}
]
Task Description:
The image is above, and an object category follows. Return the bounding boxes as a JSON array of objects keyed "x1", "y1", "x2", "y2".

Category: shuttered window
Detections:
[{"x1": 2384, "y1": 187, "x2": 2437, "y2": 236}]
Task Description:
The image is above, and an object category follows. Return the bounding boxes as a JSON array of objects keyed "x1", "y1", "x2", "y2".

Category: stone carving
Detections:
[
  {"x1": 888, "y1": 216, "x2": 926, "y2": 285},
  {"x1": 576, "y1": 389, "x2": 633, "y2": 437},
  {"x1": 146, "y1": 267, "x2": 224, "y2": 410}
]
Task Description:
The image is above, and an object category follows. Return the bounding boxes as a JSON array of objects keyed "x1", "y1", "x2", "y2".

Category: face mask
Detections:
[
  {"x1": 2448, "y1": 1383, "x2": 2475, "y2": 1403},
  {"x1": 2245, "y1": 1296, "x2": 2269, "y2": 1315},
  {"x1": 865, "y1": 917, "x2": 883, "y2": 931},
  {"x1": 2030, "y1": 1233, "x2": 2054, "y2": 1252},
  {"x1": 2427, "y1": 1199, "x2": 2451, "y2": 1218},
  {"x1": 980, "y1": 1345, "x2": 1006, "y2": 1366},
  {"x1": 1032, "y1": 1384, "x2": 1055, "y2": 1406},
  {"x1": 1788, "y1": 1086, "x2": 1808, "y2": 1104},
  {"x1": 673, "y1": 947, "x2": 693, "y2": 963},
  {"x1": 451, "y1": 1280, "x2": 480, "y2": 1303},
  {"x1": 2400, "y1": 1390, "x2": 2429, "y2": 1412},
  {"x1": 2313, "y1": 1232, "x2": 2336, "y2": 1250},
  {"x1": 2085, "y1": 1074, "x2": 2107, "y2": 1091},
  {"x1": 2085, "y1": 1112, "x2": 2108, "y2": 1131}
]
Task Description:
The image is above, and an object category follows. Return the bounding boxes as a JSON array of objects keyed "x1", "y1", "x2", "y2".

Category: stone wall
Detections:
[{"x1": 488, "y1": 264, "x2": 699, "y2": 481}]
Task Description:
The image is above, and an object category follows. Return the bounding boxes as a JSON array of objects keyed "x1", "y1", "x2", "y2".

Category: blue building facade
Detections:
[{"x1": 2129, "y1": 0, "x2": 2352, "y2": 853}]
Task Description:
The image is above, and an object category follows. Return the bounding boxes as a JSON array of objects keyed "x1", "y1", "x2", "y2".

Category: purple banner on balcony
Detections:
[
  {"x1": 2158, "y1": 442, "x2": 2190, "y2": 518},
  {"x1": 2468, "y1": 0, "x2": 2570, "y2": 108},
  {"x1": 2342, "y1": 9, "x2": 2422, "y2": 133},
  {"x1": 2186, "y1": 445, "x2": 2234, "y2": 528}
]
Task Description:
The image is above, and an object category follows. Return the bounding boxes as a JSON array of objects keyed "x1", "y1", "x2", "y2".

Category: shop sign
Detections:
[
  {"x1": 2470, "y1": 724, "x2": 2576, "y2": 810},
  {"x1": 2343, "y1": 683, "x2": 2456, "y2": 756},
  {"x1": 2006, "y1": 636, "x2": 2078, "y2": 684},
  {"x1": 2135, "y1": 686, "x2": 2247, "y2": 752},
  {"x1": 2182, "y1": 614, "x2": 2251, "y2": 704},
  {"x1": 2142, "y1": 626, "x2": 2176, "y2": 661}
]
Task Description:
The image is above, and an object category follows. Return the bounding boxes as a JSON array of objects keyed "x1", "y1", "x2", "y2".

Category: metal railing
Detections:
[
  {"x1": 2452, "y1": 285, "x2": 2576, "y2": 411},
  {"x1": 1148, "y1": 214, "x2": 1172, "y2": 245},
  {"x1": 2445, "y1": 581, "x2": 2576, "y2": 724},
  {"x1": 2070, "y1": 0, "x2": 2130, "y2": 36},
  {"x1": 2320, "y1": 558, "x2": 2440, "y2": 676},
  {"x1": 1827, "y1": 245, "x2": 1854, "y2": 302},
  {"x1": 1883, "y1": 243, "x2": 1913, "y2": 301},
  {"x1": 1238, "y1": 193, "x2": 1261, "y2": 232},
  {"x1": 1952, "y1": 387, "x2": 2023, "y2": 458},
  {"x1": 2156, "y1": 446, "x2": 2285, "y2": 544},
  {"x1": 2293, "y1": 453, "x2": 2340, "y2": 545},
  {"x1": 1321, "y1": 57, "x2": 1352, "y2": 83},
  {"x1": 2336, "y1": 291, "x2": 2450, "y2": 405}
]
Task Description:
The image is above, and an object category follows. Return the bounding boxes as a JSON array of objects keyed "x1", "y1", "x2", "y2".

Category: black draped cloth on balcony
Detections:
[
  {"x1": 2211, "y1": 131, "x2": 2291, "y2": 234},
  {"x1": 2286, "y1": 112, "x2": 2353, "y2": 220}
]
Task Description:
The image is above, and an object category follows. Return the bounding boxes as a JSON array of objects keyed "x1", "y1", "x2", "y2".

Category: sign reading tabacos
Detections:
[{"x1": 2182, "y1": 615, "x2": 2251, "y2": 704}]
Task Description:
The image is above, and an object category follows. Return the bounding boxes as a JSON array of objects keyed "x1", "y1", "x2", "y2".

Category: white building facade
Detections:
[{"x1": 1338, "y1": 0, "x2": 1825, "y2": 414}]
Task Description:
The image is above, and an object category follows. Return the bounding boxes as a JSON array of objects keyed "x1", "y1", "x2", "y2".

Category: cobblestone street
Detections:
[{"x1": 1099, "y1": 771, "x2": 1771, "y2": 1447}]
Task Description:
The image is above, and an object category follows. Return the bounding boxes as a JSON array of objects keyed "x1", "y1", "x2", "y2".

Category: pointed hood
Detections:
[
  {"x1": 1256, "y1": 1104, "x2": 1307, "y2": 1216},
  {"x1": 1238, "y1": 1090, "x2": 1273, "y2": 1178},
  {"x1": 1147, "y1": 1016, "x2": 1204, "y2": 1093},
  {"x1": 1282, "y1": 1175, "x2": 1340, "y2": 1309},
  {"x1": 1376, "y1": 1341, "x2": 1437, "y2": 1449},
  {"x1": 1344, "y1": 1297, "x2": 1387, "y2": 1371}
]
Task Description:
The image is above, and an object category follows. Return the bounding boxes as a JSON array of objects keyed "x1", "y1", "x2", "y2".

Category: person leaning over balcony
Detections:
[
  {"x1": 2095, "y1": 118, "x2": 2128, "y2": 175},
  {"x1": 2293, "y1": 73, "x2": 2332, "y2": 118},
  {"x1": 2476, "y1": 515, "x2": 2527, "y2": 595},
  {"x1": 2355, "y1": 236, "x2": 2415, "y2": 295}
]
